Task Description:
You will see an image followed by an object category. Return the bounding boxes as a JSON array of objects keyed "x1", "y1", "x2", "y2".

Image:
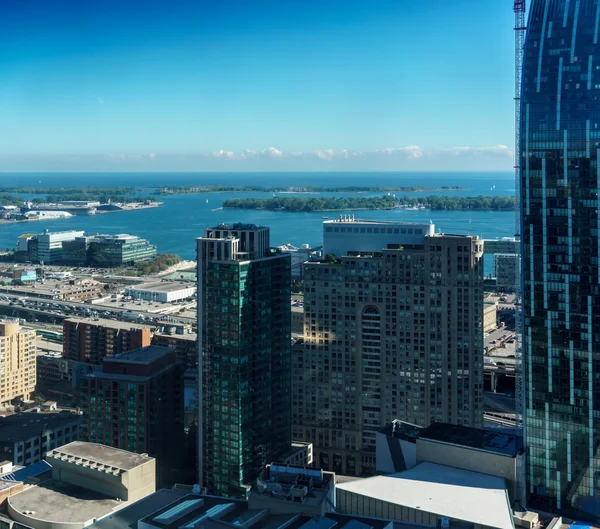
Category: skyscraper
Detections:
[
  {"x1": 292, "y1": 219, "x2": 484, "y2": 476},
  {"x1": 522, "y1": 0, "x2": 600, "y2": 517},
  {"x1": 196, "y1": 223, "x2": 291, "y2": 498}
]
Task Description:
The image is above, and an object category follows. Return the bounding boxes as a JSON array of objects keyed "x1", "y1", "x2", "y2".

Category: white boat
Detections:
[{"x1": 206, "y1": 199, "x2": 209, "y2": 203}]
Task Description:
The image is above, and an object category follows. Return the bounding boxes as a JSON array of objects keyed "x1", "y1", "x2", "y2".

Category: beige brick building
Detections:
[
  {"x1": 0, "y1": 319, "x2": 36, "y2": 406},
  {"x1": 292, "y1": 219, "x2": 484, "y2": 476}
]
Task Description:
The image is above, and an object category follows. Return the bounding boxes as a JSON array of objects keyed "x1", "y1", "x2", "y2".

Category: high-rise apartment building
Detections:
[
  {"x1": 292, "y1": 219, "x2": 484, "y2": 476},
  {"x1": 0, "y1": 319, "x2": 36, "y2": 407},
  {"x1": 522, "y1": 1, "x2": 600, "y2": 517},
  {"x1": 63, "y1": 317, "x2": 153, "y2": 364},
  {"x1": 81, "y1": 346, "x2": 184, "y2": 486},
  {"x1": 196, "y1": 223, "x2": 291, "y2": 498}
]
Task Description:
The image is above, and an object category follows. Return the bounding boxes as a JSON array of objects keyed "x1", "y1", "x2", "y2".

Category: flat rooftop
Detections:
[
  {"x1": 336, "y1": 462, "x2": 513, "y2": 529},
  {"x1": 8, "y1": 479, "x2": 123, "y2": 525},
  {"x1": 0, "y1": 412, "x2": 79, "y2": 442},
  {"x1": 128, "y1": 282, "x2": 196, "y2": 293},
  {"x1": 65, "y1": 317, "x2": 155, "y2": 331},
  {"x1": 89, "y1": 489, "x2": 190, "y2": 529},
  {"x1": 418, "y1": 422, "x2": 520, "y2": 457},
  {"x1": 142, "y1": 494, "x2": 394, "y2": 529},
  {"x1": 103, "y1": 346, "x2": 173, "y2": 365},
  {"x1": 47, "y1": 441, "x2": 153, "y2": 471},
  {"x1": 379, "y1": 420, "x2": 422, "y2": 443},
  {"x1": 324, "y1": 218, "x2": 433, "y2": 227}
]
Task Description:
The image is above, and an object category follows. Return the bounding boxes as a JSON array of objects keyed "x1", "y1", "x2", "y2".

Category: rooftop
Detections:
[
  {"x1": 127, "y1": 282, "x2": 196, "y2": 293},
  {"x1": 336, "y1": 462, "x2": 513, "y2": 529},
  {"x1": 8, "y1": 479, "x2": 123, "y2": 525},
  {"x1": 88, "y1": 489, "x2": 190, "y2": 529},
  {"x1": 0, "y1": 411, "x2": 79, "y2": 442},
  {"x1": 324, "y1": 218, "x2": 433, "y2": 227},
  {"x1": 141, "y1": 494, "x2": 394, "y2": 529},
  {"x1": 65, "y1": 317, "x2": 155, "y2": 331},
  {"x1": 418, "y1": 422, "x2": 521, "y2": 457},
  {"x1": 47, "y1": 441, "x2": 153, "y2": 471},
  {"x1": 103, "y1": 346, "x2": 173, "y2": 366}
]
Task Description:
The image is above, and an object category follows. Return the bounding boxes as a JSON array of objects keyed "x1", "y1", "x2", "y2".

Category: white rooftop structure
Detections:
[
  {"x1": 323, "y1": 217, "x2": 435, "y2": 257},
  {"x1": 335, "y1": 462, "x2": 513, "y2": 529}
]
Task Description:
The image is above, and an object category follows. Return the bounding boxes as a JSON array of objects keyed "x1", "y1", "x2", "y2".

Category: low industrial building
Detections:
[
  {"x1": 6, "y1": 442, "x2": 156, "y2": 529},
  {"x1": 336, "y1": 462, "x2": 513, "y2": 529},
  {"x1": 125, "y1": 282, "x2": 196, "y2": 303},
  {"x1": 0, "y1": 410, "x2": 81, "y2": 467},
  {"x1": 4, "y1": 279, "x2": 103, "y2": 302}
]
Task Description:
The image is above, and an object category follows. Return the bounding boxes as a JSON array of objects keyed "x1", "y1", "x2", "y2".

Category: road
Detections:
[
  {"x1": 0, "y1": 294, "x2": 196, "y2": 326},
  {"x1": 484, "y1": 392, "x2": 516, "y2": 414}
]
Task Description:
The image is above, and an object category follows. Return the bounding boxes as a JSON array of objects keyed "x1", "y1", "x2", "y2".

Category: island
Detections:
[
  {"x1": 154, "y1": 185, "x2": 469, "y2": 195},
  {"x1": 222, "y1": 195, "x2": 517, "y2": 212}
]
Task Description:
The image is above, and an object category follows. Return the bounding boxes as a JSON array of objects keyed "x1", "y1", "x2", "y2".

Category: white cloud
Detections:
[
  {"x1": 262, "y1": 146, "x2": 283, "y2": 158},
  {"x1": 149, "y1": 153, "x2": 156, "y2": 160},
  {"x1": 212, "y1": 149, "x2": 235, "y2": 159},
  {"x1": 107, "y1": 153, "x2": 125, "y2": 160}
]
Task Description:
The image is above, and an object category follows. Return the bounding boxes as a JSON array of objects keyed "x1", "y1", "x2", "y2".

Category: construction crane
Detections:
[{"x1": 513, "y1": 0, "x2": 526, "y2": 508}]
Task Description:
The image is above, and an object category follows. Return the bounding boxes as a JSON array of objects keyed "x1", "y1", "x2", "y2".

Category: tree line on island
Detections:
[
  {"x1": 155, "y1": 184, "x2": 469, "y2": 194},
  {"x1": 222, "y1": 195, "x2": 516, "y2": 212}
]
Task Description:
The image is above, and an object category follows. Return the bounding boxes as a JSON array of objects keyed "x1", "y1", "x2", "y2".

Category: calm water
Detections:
[{"x1": 0, "y1": 172, "x2": 516, "y2": 274}]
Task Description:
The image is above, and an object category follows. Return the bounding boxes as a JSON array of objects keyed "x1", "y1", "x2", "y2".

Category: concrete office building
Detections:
[
  {"x1": 63, "y1": 234, "x2": 157, "y2": 267},
  {"x1": 125, "y1": 282, "x2": 196, "y2": 303},
  {"x1": 494, "y1": 253, "x2": 519, "y2": 291},
  {"x1": 0, "y1": 410, "x2": 80, "y2": 466},
  {"x1": 0, "y1": 320, "x2": 36, "y2": 407},
  {"x1": 6, "y1": 442, "x2": 156, "y2": 529},
  {"x1": 35, "y1": 230, "x2": 85, "y2": 264},
  {"x1": 63, "y1": 317, "x2": 154, "y2": 365},
  {"x1": 197, "y1": 223, "x2": 291, "y2": 498},
  {"x1": 521, "y1": 0, "x2": 600, "y2": 517},
  {"x1": 292, "y1": 219, "x2": 484, "y2": 476},
  {"x1": 81, "y1": 347, "x2": 184, "y2": 487}
]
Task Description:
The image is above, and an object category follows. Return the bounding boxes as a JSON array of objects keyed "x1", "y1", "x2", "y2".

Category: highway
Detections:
[{"x1": 0, "y1": 293, "x2": 196, "y2": 326}]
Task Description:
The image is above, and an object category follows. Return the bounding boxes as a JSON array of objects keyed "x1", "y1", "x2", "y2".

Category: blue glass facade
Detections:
[{"x1": 522, "y1": 0, "x2": 600, "y2": 518}]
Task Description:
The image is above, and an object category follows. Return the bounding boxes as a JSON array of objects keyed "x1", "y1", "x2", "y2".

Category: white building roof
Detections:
[{"x1": 336, "y1": 462, "x2": 513, "y2": 529}]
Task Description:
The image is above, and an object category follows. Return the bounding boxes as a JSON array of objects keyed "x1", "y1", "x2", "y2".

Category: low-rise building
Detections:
[
  {"x1": 125, "y1": 282, "x2": 196, "y2": 303},
  {"x1": 375, "y1": 420, "x2": 523, "y2": 504},
  {"x1": 291, "y1": 305, "x2": 304, "y2": 335},
  {"x1": 0, "y1": 410, "x2": 81, "y2": 466},
  {"x1": 6, "y1": 442, "x2": 156, "y2": 529},
  {"x1": 336, "y1": 462, "x2": 513, "y2": 529}
]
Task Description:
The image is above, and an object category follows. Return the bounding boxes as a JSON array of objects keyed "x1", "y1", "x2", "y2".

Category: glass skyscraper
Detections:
[
  {"x1": 196, "y1": 224, "x2": 291, "y2": 499},
  {"x1": 522, "y1": 0, "x2": 600, "y2": 518}
]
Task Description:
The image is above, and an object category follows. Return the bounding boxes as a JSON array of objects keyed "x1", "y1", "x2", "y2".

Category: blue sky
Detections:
[{"x1": 0, "y1": 0, "x2": 515, "y2": 172}]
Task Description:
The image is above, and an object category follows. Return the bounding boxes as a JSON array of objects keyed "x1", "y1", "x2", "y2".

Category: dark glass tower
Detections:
[
  {"x1": 196, "y1": 224, "x2": 291, "y2": 498},
  {"x1": 522, "y1": 0, "x2": 600, "y2": 518}
]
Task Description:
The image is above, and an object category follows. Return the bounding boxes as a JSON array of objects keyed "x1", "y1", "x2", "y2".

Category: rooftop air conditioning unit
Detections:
[{"x1": 290, "y1": 485, "x2": 308, "y2": 502}]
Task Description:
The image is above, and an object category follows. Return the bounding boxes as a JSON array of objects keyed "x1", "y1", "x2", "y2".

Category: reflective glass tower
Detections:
[
  {"x1": 196, "y1": 224, "x2": 291, "y2": 499},
  {"x1": 522, "y1": 0, "x2": 600, "y2": 517}
]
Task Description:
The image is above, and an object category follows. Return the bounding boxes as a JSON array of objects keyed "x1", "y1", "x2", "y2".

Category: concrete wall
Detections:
[
  {"x1": 416, "y1": 439, "x2": 516, "y2": 501},
  {"x1": 375, "y1": 433, "x2": 416, "y2": 474},
  {"x1": 483, "y1": 302, "x2": 497, "y2": 333},
  {"x1": 121, "y1": 459, "x2": 156, "y2": 503}
]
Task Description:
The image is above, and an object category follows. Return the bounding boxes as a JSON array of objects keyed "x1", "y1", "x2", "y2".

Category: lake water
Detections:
[{"x1": 0, "y1": 172, "x2": 516, "y2": 275}]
